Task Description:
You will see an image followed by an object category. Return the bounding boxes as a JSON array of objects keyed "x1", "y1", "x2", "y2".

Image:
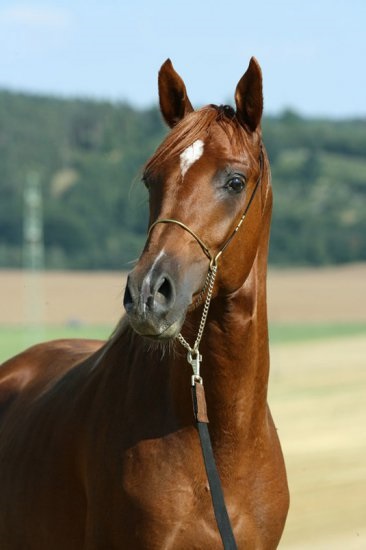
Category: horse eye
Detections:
[{"x1": 226, "y1": 176, "x2": 245, "y2": 193}]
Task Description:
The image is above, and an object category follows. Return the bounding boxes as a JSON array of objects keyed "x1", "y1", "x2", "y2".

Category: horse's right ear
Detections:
[
  {"x1": 235, "y1": 57, "x2": 263, "y2": 132},
  {"x1": 158, "y1": 59, "x2": 194, "y2": 128}
]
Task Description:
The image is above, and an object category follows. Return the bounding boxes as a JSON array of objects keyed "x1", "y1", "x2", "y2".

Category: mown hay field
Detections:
[
  {"x1": 0, "y1": 264, "x2": 365, "y2": 549},
  {"x1": 270, "y1": 335, "x2": 366, "y2": 549}
]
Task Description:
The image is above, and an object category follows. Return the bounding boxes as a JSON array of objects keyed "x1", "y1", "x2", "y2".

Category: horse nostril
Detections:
[
  {"x1": 123, "y1": 271, "x2": 176, "y2": 318},
  {"x1": 123, "y1": 279, "x2": 134, "y2": 312},
  {"x1": 155, "y1": 276, "x2": 173, "y2": 307}
]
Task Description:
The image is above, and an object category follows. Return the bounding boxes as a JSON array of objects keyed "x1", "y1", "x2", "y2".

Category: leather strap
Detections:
[{"x1": 192, "y1": 382, "x2": 238, "y2": 550}]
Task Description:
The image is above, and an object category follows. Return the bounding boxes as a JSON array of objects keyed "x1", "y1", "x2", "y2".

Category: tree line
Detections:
[{"x1": 0, "y1": 90, "x2": 365, "y2": 269}]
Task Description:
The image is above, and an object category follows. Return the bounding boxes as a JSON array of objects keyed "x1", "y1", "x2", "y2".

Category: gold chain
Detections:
[{"x1": 177, "y1": 264, "x2": 218, "y2": 382}]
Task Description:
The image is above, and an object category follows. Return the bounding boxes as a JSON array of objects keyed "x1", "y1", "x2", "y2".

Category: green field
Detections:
[
  {"x1": 0, "y1": 325, "x2": 113, "y2": 364},
  {"x1": 269, "y1": 322, "x2": 366, "y2": 344},
  {"x1": 1, "y1": 321, "x2": 365, "y2": 364}
]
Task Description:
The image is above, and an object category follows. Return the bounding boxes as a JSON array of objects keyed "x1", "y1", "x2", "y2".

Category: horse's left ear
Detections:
[
  {"x1": 235, "y1": 57, "x2": 263, "y2": 132},
  {"x1": 158, "y1": 59, "x2": 194, "y2": 128}
]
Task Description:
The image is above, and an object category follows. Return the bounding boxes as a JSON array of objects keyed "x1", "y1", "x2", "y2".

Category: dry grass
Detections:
[
  {"x1": 0, "y1": 263, "x2": 365, "y2": 326},
  {"x1": 270, "y1": 335, "x2": 366, "y2": 549},
  {"x1": 267, "y1": 263, "x2": 366, "y2": 323},
  {"x1": 0, "y1": 270, "x2": 125, "y2": 326}
]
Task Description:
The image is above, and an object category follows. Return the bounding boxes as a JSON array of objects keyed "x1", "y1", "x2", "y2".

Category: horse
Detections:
[{"x1": 0, "y1": 57, "x2": 289, "y2": 549}]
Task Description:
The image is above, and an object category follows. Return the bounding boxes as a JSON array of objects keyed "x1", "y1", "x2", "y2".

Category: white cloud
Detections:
[{"x1": 0, "y1": 4, "x2": 73, "y2": 30}]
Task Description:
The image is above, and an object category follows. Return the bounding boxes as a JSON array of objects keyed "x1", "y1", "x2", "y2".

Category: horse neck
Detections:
[
  {"x1": 196, "y1": 260, "x2": 269, "y2": 440},
  {"x1": 178, "y1": 183, "x2": 272, "y2": 450}
]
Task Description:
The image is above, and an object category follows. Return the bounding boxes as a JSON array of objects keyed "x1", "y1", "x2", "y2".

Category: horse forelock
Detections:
[{"x1": 144, "y1": 105, "x2": 256, "y2": 180}]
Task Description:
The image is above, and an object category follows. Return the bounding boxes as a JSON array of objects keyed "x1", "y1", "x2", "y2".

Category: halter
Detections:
[{"x1": 148, "y1": 148, "x2": 264, "y2": 381}]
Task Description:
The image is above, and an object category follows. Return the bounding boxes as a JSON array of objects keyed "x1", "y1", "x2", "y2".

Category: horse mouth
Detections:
[{"x1": 128, "y1": 317, "x2": 184, "y2": 341}]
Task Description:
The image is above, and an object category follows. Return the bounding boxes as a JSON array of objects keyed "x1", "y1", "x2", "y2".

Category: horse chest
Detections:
[
  {"x1": 105, "y1": 433, "x2": 270, "y2": 549},
  {"x1": 86, "y1": 423, "x2": 285, "y2": 550},
  {"x1": 94, "y1": 430, "x2": 235, "y2": 549},
  {"x1": 120, "y1": 431, "x2": 207, "y2": 513}
]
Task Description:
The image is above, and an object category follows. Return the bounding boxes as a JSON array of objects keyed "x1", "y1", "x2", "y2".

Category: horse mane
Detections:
[
  {"x1": 107, "y1": 315, "x2": 130, "y2": 347},
  {"x1": 144, "y1": 105, "x2": 256, "y2": 179}
]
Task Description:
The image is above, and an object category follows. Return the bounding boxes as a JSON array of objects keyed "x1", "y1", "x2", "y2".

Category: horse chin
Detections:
[
  {"x1": 129, "y1": 317, "x2": 184, "y2": 342},
  {"x1": 153, "y1": 319, "x2": 183, "y2": 341}
]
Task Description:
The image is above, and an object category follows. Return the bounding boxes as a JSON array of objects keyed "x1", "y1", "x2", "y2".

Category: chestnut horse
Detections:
[{"x1": 0, "y1": 58, "x2": 289, "y2": 549}]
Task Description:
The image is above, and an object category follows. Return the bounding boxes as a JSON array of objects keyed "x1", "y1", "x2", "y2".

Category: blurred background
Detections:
[{"x1": 0, "y1": 0, "x2": 365, "y2": 547}]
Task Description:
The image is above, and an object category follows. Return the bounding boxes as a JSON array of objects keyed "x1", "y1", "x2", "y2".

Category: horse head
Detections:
[{"x1": 123, "y1": 57, "x2": 270, "y2": 339}]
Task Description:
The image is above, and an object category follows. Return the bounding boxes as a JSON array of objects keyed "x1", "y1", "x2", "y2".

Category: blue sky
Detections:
[{"x1": 0, "y1": 0, "x2": 365, "y2": 117}]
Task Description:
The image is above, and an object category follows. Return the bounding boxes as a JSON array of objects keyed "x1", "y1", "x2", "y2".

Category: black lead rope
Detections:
[{"x1": 192, "y1": 382, "x2": 238, "y2": 550}]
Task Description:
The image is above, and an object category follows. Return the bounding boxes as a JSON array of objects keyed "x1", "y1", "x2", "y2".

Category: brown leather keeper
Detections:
[{"x1": 192, "y1": 381, "x2": 209, "y2": 423}]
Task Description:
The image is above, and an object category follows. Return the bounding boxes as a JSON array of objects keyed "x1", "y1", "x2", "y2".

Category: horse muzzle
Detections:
[{"x1": 123, "y1": 256, "x2": 192, "y2": 339}]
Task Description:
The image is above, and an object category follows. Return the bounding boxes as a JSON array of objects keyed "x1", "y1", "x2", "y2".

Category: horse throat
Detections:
[{"x1": 194, "y1": 259, "x2": 270, "y2": 441}]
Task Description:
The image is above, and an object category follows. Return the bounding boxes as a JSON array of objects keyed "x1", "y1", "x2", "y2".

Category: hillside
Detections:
[{"x1": 0, "y1": 90, "x2": 365, "y2": 269}]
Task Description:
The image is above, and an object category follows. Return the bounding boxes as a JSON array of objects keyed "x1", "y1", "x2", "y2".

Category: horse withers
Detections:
[{"x1": 0, "y1": 58, "x2": 289, "y2": 549}]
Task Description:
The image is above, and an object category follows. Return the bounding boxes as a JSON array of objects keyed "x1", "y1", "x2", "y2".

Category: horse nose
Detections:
[
  {"x1": 149, "y1": 274, "x2": 175, "y2": 313},
  {"x1": 123, "y1": 271, "x2": 176, "y2": 318}
]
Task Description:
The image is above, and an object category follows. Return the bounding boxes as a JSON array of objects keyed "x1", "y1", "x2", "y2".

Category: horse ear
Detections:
[
  {"x1": 235, "y1": 57, "x2": 263, "y2": 132},
  {"x1": 158, "y1": 59, "x2": 194, "y2": 128}
]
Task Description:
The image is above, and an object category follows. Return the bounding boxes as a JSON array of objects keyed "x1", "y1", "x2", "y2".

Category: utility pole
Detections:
[{"x1": 23, "y1": 171, "x2": 45, "y2": 338}]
